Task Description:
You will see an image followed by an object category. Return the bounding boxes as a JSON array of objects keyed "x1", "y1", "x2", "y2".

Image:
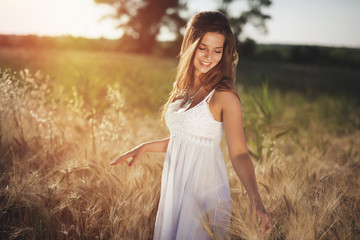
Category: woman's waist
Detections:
[{"x1": 169, "y1": 130, "x2": 222, "y2": 147}]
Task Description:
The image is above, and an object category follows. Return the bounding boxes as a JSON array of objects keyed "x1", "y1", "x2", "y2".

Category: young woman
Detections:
[{"x1": 111, "y1": 11, "x2": 273, "y2": 239}]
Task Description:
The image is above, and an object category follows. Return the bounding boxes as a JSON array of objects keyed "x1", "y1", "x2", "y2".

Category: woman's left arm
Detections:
[{"x1": 218, "y1": 91, "x2": 273, "y2": 237}]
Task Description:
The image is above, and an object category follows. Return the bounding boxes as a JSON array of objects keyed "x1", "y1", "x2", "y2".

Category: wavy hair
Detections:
[{"x1": 161, "y1": 11, "x2": 239, "y2": 122}]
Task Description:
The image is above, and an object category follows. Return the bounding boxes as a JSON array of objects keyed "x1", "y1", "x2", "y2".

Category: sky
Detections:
[{"x1": 0, "y1": 0, "x2": 359, "y2": 48}]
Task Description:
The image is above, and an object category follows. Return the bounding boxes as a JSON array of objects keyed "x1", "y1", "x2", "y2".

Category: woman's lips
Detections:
[{"x1": 200, "y1": 61, "x2": 211, "y2": 67}]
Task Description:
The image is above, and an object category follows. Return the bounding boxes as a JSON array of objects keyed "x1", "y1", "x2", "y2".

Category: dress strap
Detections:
[{"x1": 204, "y1": 89, "x2": 216, "y2": 103}]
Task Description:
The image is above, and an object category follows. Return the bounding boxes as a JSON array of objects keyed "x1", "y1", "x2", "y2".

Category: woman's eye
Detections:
[
  {"x1": 215, "y1": 51, "x2": 222, "y2": 54},
  {"x1": 199, "y1": 47, "x2": 205, "y2": 50}
]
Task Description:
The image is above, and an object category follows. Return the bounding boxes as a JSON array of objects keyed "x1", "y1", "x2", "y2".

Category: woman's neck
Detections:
[{"x1": 192, "y1": 73, "x2": 203, "y2": 88}]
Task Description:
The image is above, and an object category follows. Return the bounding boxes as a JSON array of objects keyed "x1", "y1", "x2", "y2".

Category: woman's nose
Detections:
[{"x1": 205, "y1": 50, "x2": 212, "y2": 60}]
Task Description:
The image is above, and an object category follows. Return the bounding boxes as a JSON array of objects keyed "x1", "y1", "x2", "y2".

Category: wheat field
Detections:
[{"x1": 0, "y1": 49, "x2": 359, "y2": 239}]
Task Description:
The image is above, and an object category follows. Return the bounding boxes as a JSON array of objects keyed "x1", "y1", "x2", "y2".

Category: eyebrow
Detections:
[{"x1": 199, "y1": 43, "x2": 223, "y2": 49}]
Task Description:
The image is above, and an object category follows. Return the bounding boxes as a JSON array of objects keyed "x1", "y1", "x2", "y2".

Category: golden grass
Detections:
[{"x1": 0, "y1": 65, "x2": 359, "y2": 240}]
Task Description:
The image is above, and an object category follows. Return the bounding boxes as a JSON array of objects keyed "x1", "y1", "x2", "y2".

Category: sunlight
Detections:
[{"x1": 0, "y1": 0, "x2": 123, "y2": 39}]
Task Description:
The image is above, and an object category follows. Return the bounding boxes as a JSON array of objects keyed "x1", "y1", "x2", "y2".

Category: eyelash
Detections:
[{"x1": 199, "y1": 47, "x2": 222, "y2": 54}]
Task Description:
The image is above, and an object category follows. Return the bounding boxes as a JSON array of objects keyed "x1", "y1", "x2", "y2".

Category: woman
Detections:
[{"x1": 111, "y1": 11, "x2": 273, "y2": 239}]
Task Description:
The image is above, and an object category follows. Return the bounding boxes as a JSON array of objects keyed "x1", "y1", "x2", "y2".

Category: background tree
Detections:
[
  {"x1": 217, "y1": 0, "x2": 272, "y2": 42},
  {"x1": 217, "y1": 0, "x2": 272, "y2": 57},
  {"x1": 94, "y1": 0, "x2": 186, "y2": 54},
  {"x1": 95, "y1": 0, "x2": 271, "y2": 55}
]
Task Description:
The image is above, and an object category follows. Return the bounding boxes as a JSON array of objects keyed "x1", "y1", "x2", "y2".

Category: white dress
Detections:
[{"x1": 153, "y1": 89, "x2": 232, "y2": 240}]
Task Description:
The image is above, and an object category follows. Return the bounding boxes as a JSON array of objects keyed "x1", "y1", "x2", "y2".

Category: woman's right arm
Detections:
[{"x1": 110, "y1": 137, "x2": 170, "y2": 167}]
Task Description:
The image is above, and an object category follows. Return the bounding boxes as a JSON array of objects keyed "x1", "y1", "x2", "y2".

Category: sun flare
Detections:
[{"x1": 0, "y1": 0, "x2": 123, "y2": 39}]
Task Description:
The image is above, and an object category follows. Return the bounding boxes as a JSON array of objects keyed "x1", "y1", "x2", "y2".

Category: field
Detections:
[{"x1": 0, "y1": 47, "x2": 359, "y2": 239}]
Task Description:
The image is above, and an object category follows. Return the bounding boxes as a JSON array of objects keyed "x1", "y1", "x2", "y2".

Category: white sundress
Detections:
[{"x1": 153, "y1": 89, "x2": 232, "y2": 240}]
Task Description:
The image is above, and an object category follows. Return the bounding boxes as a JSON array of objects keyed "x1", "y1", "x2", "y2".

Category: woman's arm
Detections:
[
  {"x1": 216, "y1": 91, "x2": 273, "y2": 237},
  {"x1": 110, "y1": 137, "x2": 170, "y2": 166}
]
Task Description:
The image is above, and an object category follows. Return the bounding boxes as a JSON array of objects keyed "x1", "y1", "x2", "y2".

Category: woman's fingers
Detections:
[
  {"x1": 110, "y1": 151, "x2": 134, "y2": 165},
  {"x1": 259, "y1": 212, "x2": 274, "y2": 237},
  {"x1": 250, "y1": 203, "x2": 273, "y2": 239},
  {"x1": 128, "y1": 148, "x2": 145, "y2": 167},
  {"x1": 128, "y1": 154, "x2": 139, "y2": 167},
  {"x1": 110, "y1": 145, "x2": 145, "y2": 166}
]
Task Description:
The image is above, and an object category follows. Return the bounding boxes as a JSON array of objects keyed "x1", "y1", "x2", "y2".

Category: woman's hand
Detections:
[
  {"x1": 249, "y1": 199, "x2": 274, "y2": 239},
  {"x1": 110, "y1": 138, "x2": 170, "y2": 167},
  {"x1": 110, "y1": 144, "x2": 146, "y2": 167}
]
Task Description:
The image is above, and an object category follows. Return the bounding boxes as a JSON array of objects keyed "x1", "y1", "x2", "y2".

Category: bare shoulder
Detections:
[
  {"x1": 212, "y1": 89, "x2": 241, "y2": 111},
  {"x1": 209, "y1": 88, "x2": 241, "y2": 122}
]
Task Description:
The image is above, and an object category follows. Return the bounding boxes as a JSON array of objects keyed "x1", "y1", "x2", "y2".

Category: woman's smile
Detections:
[{"x1": 200, "y1": 61, "x2": 211, "y2": 67}]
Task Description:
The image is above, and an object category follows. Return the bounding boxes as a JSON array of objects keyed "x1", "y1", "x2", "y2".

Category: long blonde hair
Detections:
[{"x1": 161, "y1": 11, "x2": 239, "y2": 122}]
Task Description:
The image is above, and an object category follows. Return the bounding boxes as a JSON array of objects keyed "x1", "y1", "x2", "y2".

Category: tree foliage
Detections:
[
  {"x1": 94, "y1": 0, "x2": 186, "y2": 53},
  {"x1": 217, "y1": 0, "x2": 272, "y2": 43},
  {"x1": 94, "y1": 0, "x2": 272, "y2": 54}
]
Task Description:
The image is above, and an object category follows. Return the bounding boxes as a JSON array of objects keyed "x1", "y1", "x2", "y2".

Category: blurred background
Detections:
[{"x1": 1, "y1": 0, "x2": 360, "y2": 99}]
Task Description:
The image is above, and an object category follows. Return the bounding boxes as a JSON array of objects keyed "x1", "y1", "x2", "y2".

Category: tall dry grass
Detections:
[{"x1": 0, "y1": 67, "x2": 359, "y2": 240}]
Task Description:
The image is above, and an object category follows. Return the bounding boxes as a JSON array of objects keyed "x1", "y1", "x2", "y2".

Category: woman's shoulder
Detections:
[
  {"x1": 213, "y1": 79, "x2": 240, "y2": 104},
  {"x1": 207, "y1": 85, "x2": 240, "y2": 118},
  {"x1": 207, "y1": 86, "x2": 241, "y2": 122},
  {"x1": 213, "y1": 89, "x2": 240, "y2": 106}
]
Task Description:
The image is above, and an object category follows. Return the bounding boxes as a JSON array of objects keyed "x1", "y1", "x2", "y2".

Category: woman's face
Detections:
[{"x1": 193, "y1": 32, "x2": 225, "y2": 77}]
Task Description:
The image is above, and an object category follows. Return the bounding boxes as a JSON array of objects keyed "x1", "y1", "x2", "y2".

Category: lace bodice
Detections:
[{"x1": 165, "y1": 89, "x2": 223, "y2": 148}]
